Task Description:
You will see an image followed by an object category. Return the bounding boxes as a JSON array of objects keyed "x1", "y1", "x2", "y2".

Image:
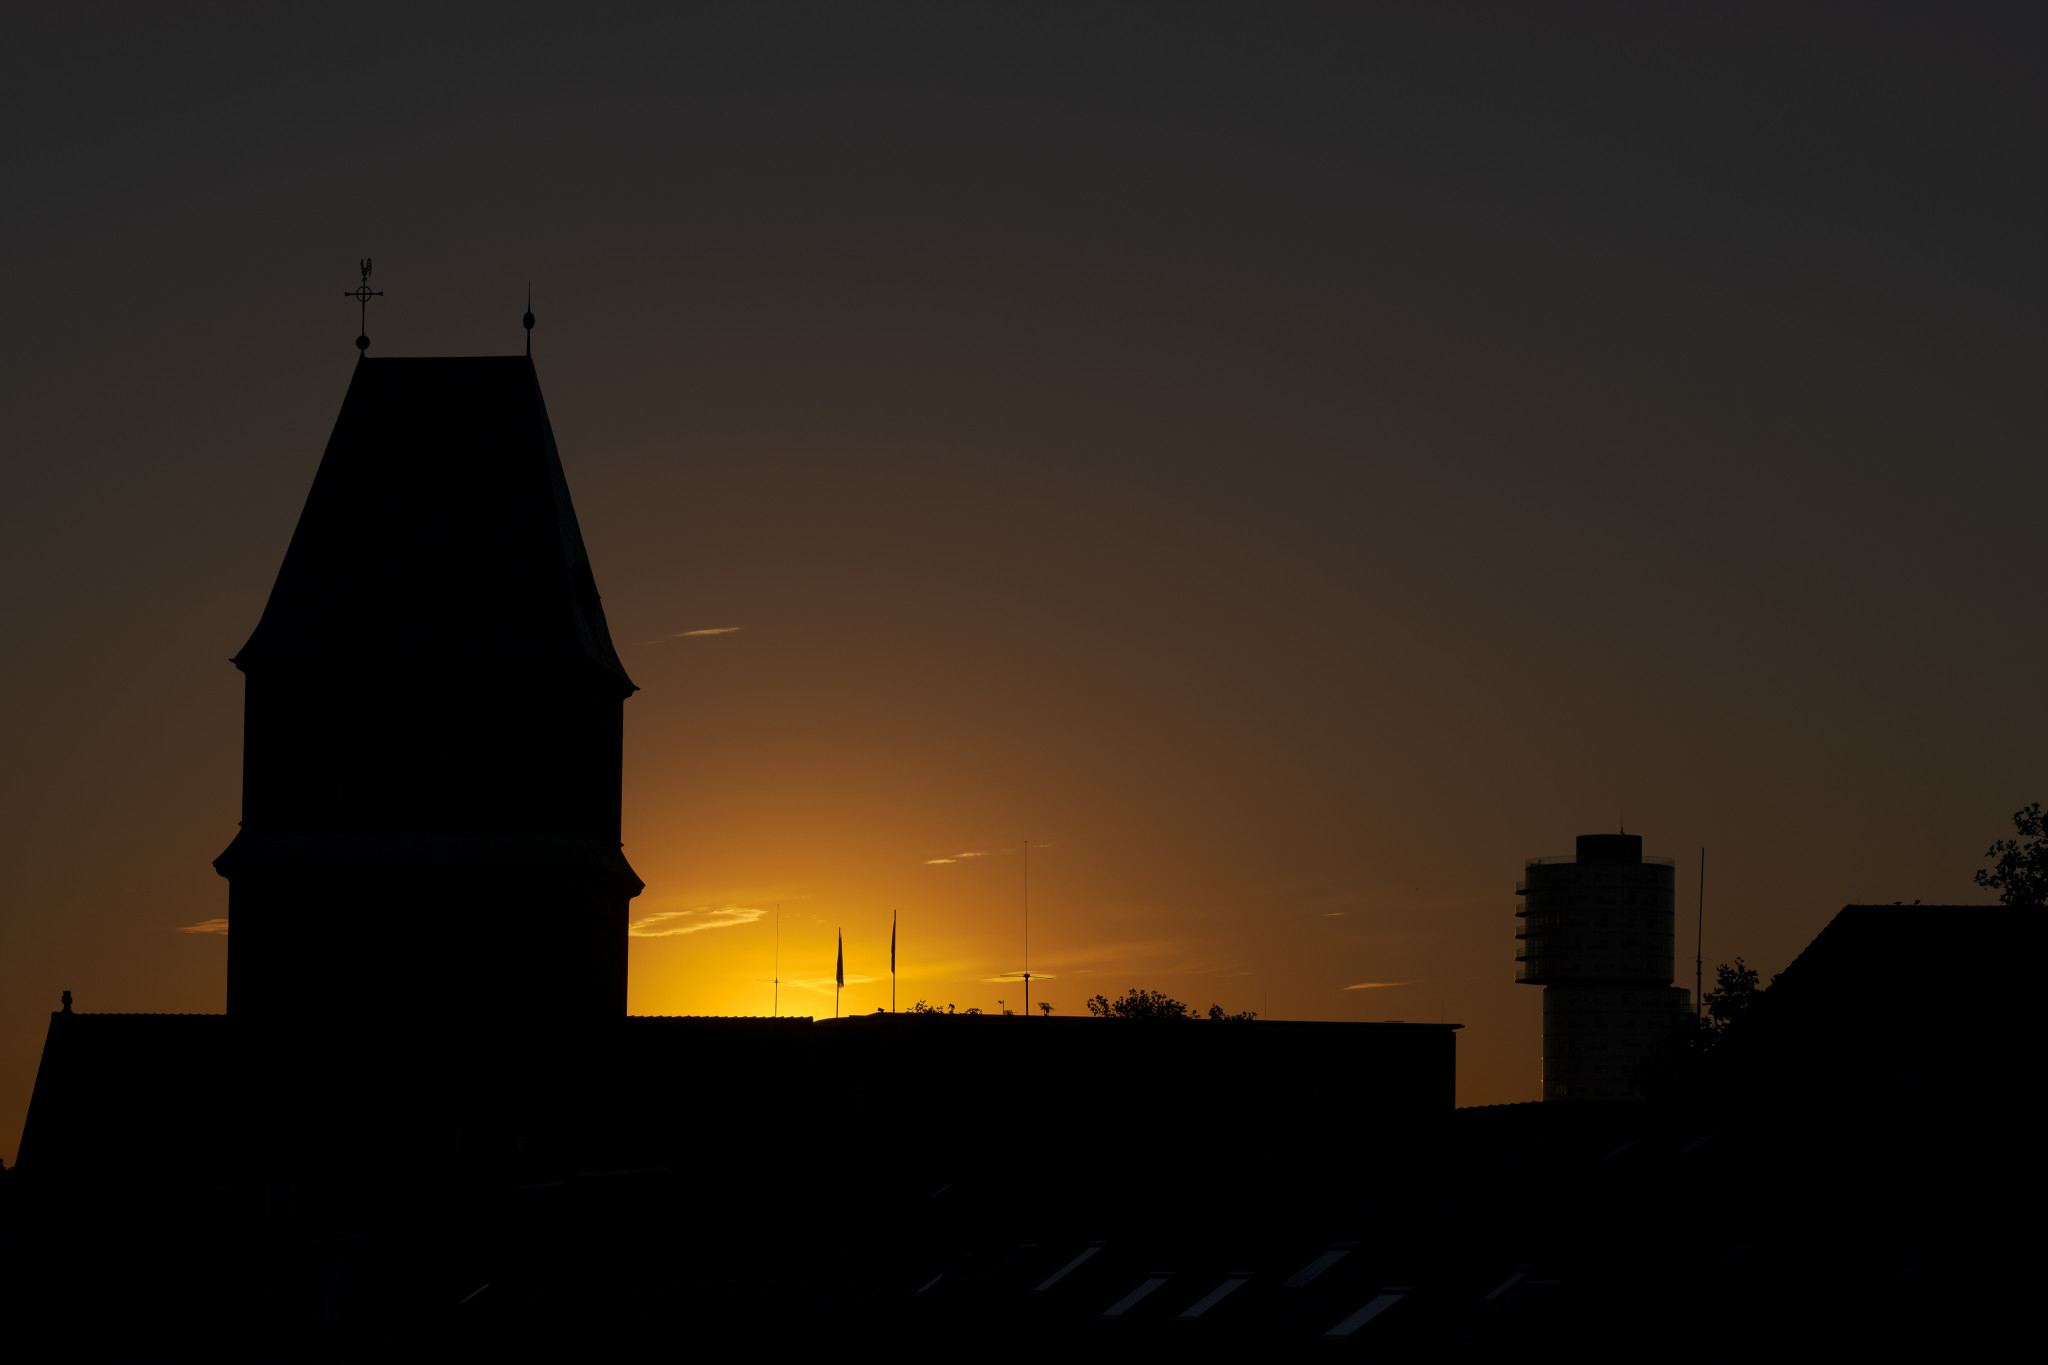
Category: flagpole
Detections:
[
  {"x1": 835, "y1": 927, "x2": 844, "y2": 1020},
  {"x1": 1024, "y1": 839, "x2": 1031, "y2": 1017},
  {"x1": 891, "y1": 909, "x2": 897, "y2": 1014}
]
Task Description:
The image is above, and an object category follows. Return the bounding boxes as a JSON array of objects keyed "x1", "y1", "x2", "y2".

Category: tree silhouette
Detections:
[
  {"x1": 1975, "y1": 802, "x2": 2048, "y2": 907},
  {"x1": 1633, "y1": 957, "x2": 1771, "y2": 1099},
  {"x1": 1084, "y1": 989, "x2": 1257, "y2": 1020},
  {"x1": 1704, "y1": 958, "x2": 1765, "y2": 1030},
  {"x1": 1087, "y1": 989, "x2": 1192, "y2": 1019}
]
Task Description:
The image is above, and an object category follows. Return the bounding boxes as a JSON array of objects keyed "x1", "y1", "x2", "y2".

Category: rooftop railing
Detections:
[{"x1": 1523, "y1": 855, "x2": 1677, "y2": 868}]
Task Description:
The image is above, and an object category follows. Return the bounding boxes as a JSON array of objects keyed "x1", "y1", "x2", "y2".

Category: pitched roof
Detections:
[
  {"x1": 1715, "y1": 903, "x2": 2021, "y2": 1105},
  {"x1": 233, "y1": 356, "x2": 633, "y2": 693},
  {"x1": 15, "y1": 1011, "x2": 233, "y2": 1174}
]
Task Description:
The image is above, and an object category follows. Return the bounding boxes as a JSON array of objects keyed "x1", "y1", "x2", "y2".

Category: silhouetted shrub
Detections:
[
  {"x1": 1084, "y1": 989, "x2": 1256, "y2": 1021},
  {"x1": 1976, "y1": 802, "x2": 2048, "y2": 907},
  {"x1": 1633, "y1": 958, "x2": 1771, "y2": 1100}
]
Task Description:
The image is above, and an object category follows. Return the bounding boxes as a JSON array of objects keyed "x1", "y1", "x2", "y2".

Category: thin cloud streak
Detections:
[
  {"x1": 677, "y1": 627, "x2": 742, "y2": 636},
  {"x1": 924, "y1": 849, "x2": 1000, "y2": 865},
  {"x1": 1343, "y1": 981, "x2": 1411, "y2": 990},
  {"x1": 630, "y1": 905, "x2": 767, "y2": 937},
  {"x1": 1022, "y1": 938, "x2": 1239, "y2": 980},
  {"x1": 174, "y1": 918, "x2": 229, "y2": 935},
  {"x1": 784, "y1": 974, "x2": 881, "y2": 995}
]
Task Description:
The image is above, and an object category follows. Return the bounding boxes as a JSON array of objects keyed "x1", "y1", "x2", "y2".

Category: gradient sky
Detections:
[{"x1": 3, "y1": 3, "x2": 2043, "y2": 1161}]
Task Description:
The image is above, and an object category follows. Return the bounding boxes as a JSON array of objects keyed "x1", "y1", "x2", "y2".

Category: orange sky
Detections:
[{"x1": 4, "y1": 7, "x2": 2043, "y2": 1163}]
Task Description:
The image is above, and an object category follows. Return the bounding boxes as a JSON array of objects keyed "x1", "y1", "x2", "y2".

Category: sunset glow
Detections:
[{"x1": 3, "y1": 6, "x2": 2038, "y2": 1171}]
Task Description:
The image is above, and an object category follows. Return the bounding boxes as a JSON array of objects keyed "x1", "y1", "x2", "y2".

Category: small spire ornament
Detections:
[{"x1": 344, "y1": 258, "x2": 383, "y2": 353}]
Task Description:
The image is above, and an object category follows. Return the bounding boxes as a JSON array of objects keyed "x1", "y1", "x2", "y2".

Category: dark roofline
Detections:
[
  {"x1": 43, "y1": 1011, "x2": 229, "y2": 1020},
  {"x1": 812, "y1": 1013, "x2": 1461, "y2": 1030}
]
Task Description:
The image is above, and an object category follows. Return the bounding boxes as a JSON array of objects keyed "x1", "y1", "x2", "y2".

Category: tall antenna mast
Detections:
[
  {"x1": 1695, "y1": 848, "x2": 1706, "y2": 1017},
  {"x1": 1023, "y1": 839, "x2": 1031, "y2": 1017},
  {"x1": 774, "y1": 903, "x2": 781, "y2": 1018}
]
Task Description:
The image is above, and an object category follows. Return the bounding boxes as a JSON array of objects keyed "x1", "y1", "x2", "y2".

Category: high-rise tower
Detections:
[
  {"x1": 1515, "y1": 832, "x2": 1689, "y2": 1100},
  {"x1": 215, "y1": 356, "x2": 642, "y2": 1065}
]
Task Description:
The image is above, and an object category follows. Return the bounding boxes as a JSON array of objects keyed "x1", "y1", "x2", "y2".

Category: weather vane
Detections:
[{"x1": 344, "y1": 258, "x2": 382, "y2": 353}]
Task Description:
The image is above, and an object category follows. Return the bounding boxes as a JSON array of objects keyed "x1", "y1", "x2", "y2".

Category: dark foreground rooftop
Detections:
[
  {"x1": 2, "y1": 906, "x2": 2024, "y2": 1356},
  {"x1": 2, "y1": 1085, "x2": 2017, "y2": 1356}
]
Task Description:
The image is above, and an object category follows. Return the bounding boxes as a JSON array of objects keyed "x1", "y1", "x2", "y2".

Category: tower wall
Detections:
[
  {"x1": 1516, "y1": 833, "x2": 1689, "y2": 1100},
  {"x1": 215, "y1": 356, "x2": 641, "y2": 1079}
]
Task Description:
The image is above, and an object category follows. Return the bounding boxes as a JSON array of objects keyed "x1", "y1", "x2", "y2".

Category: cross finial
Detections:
[
  {"x1": 344, "y1": 257, "x2": 383, "y2": 354},
  {"x1": 523, "y1": 282, "x2": 535, "y2": 357}
]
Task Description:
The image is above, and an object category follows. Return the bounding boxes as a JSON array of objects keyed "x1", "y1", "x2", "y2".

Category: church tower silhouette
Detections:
[
  {"x1": 215, "y1": 356, "x2": 641, "y2": 1065},
  {"x1": 17, "y1": 339, "x2": 1461, "y2": 1213}
]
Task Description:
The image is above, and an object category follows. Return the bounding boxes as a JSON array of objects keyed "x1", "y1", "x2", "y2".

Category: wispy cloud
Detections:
[
  {"x1": 641, "y1": 627, "x2": 744, "y2": 645},
  {"x1": 175, "y1": 918, "x2": 230, "y2": 935},
  {"x1": 981, "y1": 971, "x2": 1057, "y2": 982},
  {"x1": 925, "y1": 850, "x2": 999, "y2": 865},
  {"x1": 1323, "y1": 911, "x2": 1346, "y2": 917},
  {"x1": 1343, "y1": 981, "x2": 1410, "y2": 991},
  {"x1": 630, "y1": 905, "x2": 767, "y2": 938},
  {"x1": 785, "y1": 974, "x2": 882, "y2": 995}
]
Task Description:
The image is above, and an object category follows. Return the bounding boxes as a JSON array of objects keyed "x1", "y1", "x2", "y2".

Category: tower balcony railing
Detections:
[
  {"x1": 1522, "y1": 855, "x2": 1677, "y2": 869},
  {"x1": 1516, "y1": 967, "x2": 1678, "y2": 986}
]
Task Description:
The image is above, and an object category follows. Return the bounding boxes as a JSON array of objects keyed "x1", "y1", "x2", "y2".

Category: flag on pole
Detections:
[
  {"x1": 836, "y1": 929, "x2": 844, "y2": 989},
  {"x1": 890, "y1": 912, "x2": 896, "y2": 974}
]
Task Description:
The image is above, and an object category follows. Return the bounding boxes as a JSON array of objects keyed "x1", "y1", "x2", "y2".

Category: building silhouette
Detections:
[
  {"x1": 17, "y1": 347, "x2": 1456, "y2": 1179},
  {"x1": 0, "y1": 347, "x2": 2023, "y2": 1355},
  {"x1": 11, "y1": 903, "x2": 2018, "y2": 1355},
  {"x1": 1514, "y1": 832, "x2": 1690, "y2": 1099},
  {"x1": 224, "y1": 356, "x2": 641, "y2": 1037},
  {"x1": 213, "y1": 355, "x2": 643, "y2": 1159}
]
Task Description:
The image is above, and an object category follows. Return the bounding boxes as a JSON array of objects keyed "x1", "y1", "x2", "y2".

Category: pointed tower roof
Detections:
[{"x1": 234, "y1": 357, "x2": 634, "y2": 693}]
